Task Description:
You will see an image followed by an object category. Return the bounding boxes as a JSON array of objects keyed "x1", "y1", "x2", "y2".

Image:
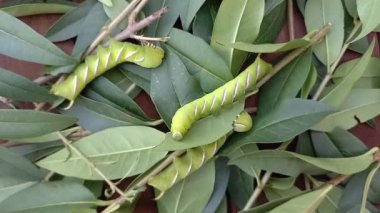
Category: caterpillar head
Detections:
[
  {"x1": 233, "y1": 111, "x2": 253, "y2": 132},
  {"x1": 133, "y1": 44, "x2": 165, "y2": 68}
]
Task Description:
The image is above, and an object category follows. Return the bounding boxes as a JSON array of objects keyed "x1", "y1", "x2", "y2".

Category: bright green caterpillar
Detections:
[
  {"x1": 148, "y1": 111, "x2": 253, "y2": 198},
  {"x1": 51, "y1": 40, "x2": 164, "y2": 102},
  {"x1": 171, "y1": 57, "x2": 272, "y2": 141}
]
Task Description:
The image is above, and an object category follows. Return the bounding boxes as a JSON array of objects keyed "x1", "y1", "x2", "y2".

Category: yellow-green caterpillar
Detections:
[
  {"x1": 148, "y1": 111, "x2": 253, "y2": 198},
  {"x1": 170, "y1": 57, "x2": 272, "y2": 140},
  {"x1": 51, "y1": 40, "x2": 164, "y2": 102}
]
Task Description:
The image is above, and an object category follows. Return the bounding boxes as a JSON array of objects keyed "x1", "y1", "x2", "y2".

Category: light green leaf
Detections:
[
  {"x1": 331, "y1": 57, "x2": 380, "y2": 89},
  {"x1": 98, "y1": 0, "x2": 112, "y2": 7},
  {"x1": 352, "y1": 0, "x2": 380, "y2": 42},
  {"x1": 167, "y1": 28, "x2": 232, "y2": 92},
  {"x1": 258, "y1": 49, "x2": 312, "y2": 114},
  {"x1": 305, "y1": 0, "x2": 344, "y2": 65},
  {"x1": 229, "y1": 33, "x2": 312, "y2": 53},
  {"x1": 241, "y1": 193, "x2": 307, "y2": 213},
  {"x1": 321, "y1": 41, "x2": 374, "y2": 107},
  {"x1": 211, "y1": 0, "x2": 265, "y2": 75},
  {"x1": 37, "y1": 126, "x2": 167, "y2": 180},
  {"x1": 0, "y1": 67, "x2": 56, "y2": 102},
  {"x1": 0, "y1": 181, "x2": 97, "y2": 213},
  {"x1": 264, "y1": 186, "x2": 302, "y2": 201},
  {"x1": 157, "y1": 101, "x2": 244, "y2": 151},
  {"x1": 229, "y1": 148, "x2": 378, "y2": 177},
  {"x1": 0, "y1": 110, "x2": 77, "y2": 139},
  {"x1": 270, "y1": 185, "x2": 333, "y2": 213},
  {"x1": 47, "y1": 0, "x2": 96, "y2": 42},
  {"x1": 157, "y1": 160, "x2": 215, "y2": 213},
  {"x1": 313, "y1": 89, "x2": 380, "y2": 131},
  {"x1": 0, "y1": 10, "x2": 76, "y2": 65},
  {"x1": 179, "y1": 0, "x2": 206, "y2": 30},
  {"x1": 1, "y1": 3, "x2": 73, "y2": 17},
  {"x1": 235, "y1": 98, "x2": 334, "y2": 143},
  {"x1": 0, "y1": 181, "x2": 37, "y2": 203}
]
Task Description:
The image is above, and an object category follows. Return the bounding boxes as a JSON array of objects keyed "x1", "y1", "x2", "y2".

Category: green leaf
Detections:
[
  {"x1": 331, "y1": 57, "x2": 380, "y2": 89},
  {"x1": 211, "y1": 0, "x2": 265, "y2": 74},
  {"x1": 317, "y1": 185, "x2": 344, "y2": 213},
  {"x1": 98, "y1": 0, "x2": 112, "y2": 7},
  {"x1": 37, "y1": 126, "x2": 167, "y2": 180},
  {"x1": 179, "y1": 0, "x2": 206, "y2": 30},
  {"x1": 229, "y1": 34, "x2": 312, "y2": 53},
  {"x1": 10, "y1": 142, "x2": 62, "y2": 162},
  {"x1": 166, "y1": 46, "x2": 203, "y2": 106},
  {"x1": 234, "y1": 98, "x2": 334, "y2": 143},
  {"x1": 157, "y1": 160, "x2": 215, "y2": 213},
  {"x1": 144, "y1": 0, "x2": 180, "y2": 37},
  {"x1": 0, "y1": 146, "x2": 43, "y2": 179},
  {"x1": 47, "y1": 0, "x2": 96, "y2": 42},
  {"x1": 241, "y1": 193, "x2": 307, "y2": 213},
  {"x1": 301, "y1": 65, "x2": 317, "y2": 98},
  {"x1": 119, "y1": 64, "x2": 151, "y2": 93},
  {"x1": 251, "y1": 0, "x2": 287, "y2": 44},
  {"x1": 10, "y1": 127, "x2": 79, "y2": 144},
  {"x1": 167, "y1": 28, "x2": 232, "y2": 92},
  {"x1": 0, "y1": 180, "x2": 37, "y2": 203},
  {"x1": 313, "y1": 89, "x2": 380, "y2": 131},
  {"x1": 327, "y1": 128, "x2": 368, "y2": 157},
  {"x1": 227, "y1": 166, "x2": 254, "y2": 209},
  {"x1": 258, "y1": 49, "x2": 312, "y2": 114},
  {"x1": 305, "y1": 0, "x2": 344, "y2": 65},
  {"x1": 264, "y1": 186, "x2": 302, "y2": 201},
  {"x1": 352, "y1": 0, "x2": 380, "y2": 42},
  {"x1": 1, "y1": 3, "x2": 73, "y2": 17},
  {"x1": 311, "y1": 131, "x2": 344, "y2": 158},
  {"x1": 0, "y1": 110, "x2": 77, "y2": 139},
  {"x1": 270, "y1": 185, "x2": 334, "y2": 213},
  {"x1": 0, "y1": 10, "x2": 76, "y2": 65},
  {"x1": 0, "y1": 181, "x2": 97, "y2": 212},
  {"x1": 321, "y1": 41, "x2": 375, "y2": 107},
  {"x1": 360, "y1": 164, "x2": 380, "y2": 212},
  {"x1": 87, "y1": 76, "x2": 149, "y2": 120},
  {"x1": 344, "y1": 0, "x2": 358, "y2": 18},
  {"x1": 150, "y1": 50, "x2": 181, "y2": 126},
  {"x1": 229, "y1": 148, "x2": 378, "y2": 177},
  {"x1": 103, "y1": 0, "x2": 129, "y2": 29},
  {"x1": 0, "y1": 67, "x2": 56, "y2": 102},
  {"x1": 192, "y1": 0, "x2": 219, "y2": 43},
  {"x1": 65, "y1": 96, "x2": 156, "y2": 132},
  {"x1": 157, "y1": 101, "x2": 244, "y2": 151},
  {"x1": 71, "y1": 2, "x2": 108, "y2": 57}
]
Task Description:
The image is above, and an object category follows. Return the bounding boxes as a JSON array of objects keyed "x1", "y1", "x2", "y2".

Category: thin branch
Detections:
[
  {"x1": 288, "y1": 0, "x2": 295, "y2": 40},
  {"x1": 312, "y1": 21, "x2": 362, "y2": 100},
  {"x1": 101, "y1": 150, "x2": 185, "y2": 213},
  {"x1": 57, "y1": 132, "x2": 128, "y2": 199},
  {"x1": 114, "y1": 6, "x2": 169, "y2": 41},
  {"x1": 243, "y1": 171, "x2": 272, "y2": 211},
  {"x1": 83, "y1": 0, "x2": 142, "y2": 56}
]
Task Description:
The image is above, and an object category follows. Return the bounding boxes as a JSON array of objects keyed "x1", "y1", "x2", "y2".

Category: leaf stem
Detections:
[
  {"x1": 312, "y1": 21, "x2": 362, "y2": 100},
  {"x1": 101, "y1": 150, "x2": 185, "y2": 213},
  {"x1": 243, "y1": 171, "x2": 272, "y2": 211},
  {"x1": 287, "y1": 0, "x2": 295, "y2": 40},
  {"x1": 56, "y1": 132, "x2": 128, "y2": 199},
  {"x1": 360, "y1": 163, "x2": 380, "y2": 213}
]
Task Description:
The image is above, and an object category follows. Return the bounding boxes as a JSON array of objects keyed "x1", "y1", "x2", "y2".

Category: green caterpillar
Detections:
[
  {"x1": 148, "y1": 111, "x2": 253, "y2": 198},
  {"x1": 171, "y1": 57, "x2": 272, "y2": 141},
  {"x1": 51, "y1": 40, "x2": 164, "y2": 102}
]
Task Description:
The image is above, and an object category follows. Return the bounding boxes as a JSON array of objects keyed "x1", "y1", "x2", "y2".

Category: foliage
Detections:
[{"x1": 0, "y1": 0, "x2": 379, "y2": 212}]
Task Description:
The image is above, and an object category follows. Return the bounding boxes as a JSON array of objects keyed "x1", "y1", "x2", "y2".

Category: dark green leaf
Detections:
[
  {"x1": 327, "y1": 128, "x2": 368, "y2": 157},
  {"x1": 227, "y1": 166, "x2": 254, "y2": 209},
  {"x1": 0, "y1": 67, "x2": 56, "y2": 102},
  {"x1": 344, "y1": 0, "x2": 357, "y2": 18},
  {"x1": 71, "y1": 2, "x2": 108, "y2": 57},
  {"x1": 229, "y1": 148, "x2": 378, "y2": 177},
  {"x1": 157, "y1": 160, "x2": 215, "y2": 213},
  {"x1": 144, "y1": 0, "x2": 180, "y2": 37},
  {"x1": 157, "y1": 101, "x2": 244, "y2": 151},
  {"x1": 211, "y1": 0, "x2": 265, "y2": 74},
  {"x1": 258, "y1": 49, "x2": 312, "y2": 114},
  {"x1": 305, "y1": 0, "x2": 344, "y2": 65},
  {"x1": 301, "y1": 65, "x2": 317, "y2": 98},
  {"x1": 236, "y1": 99, "x2": 334, "y2": 143},
  {"x1": 311, "y1": 131, "x2": 344, "y2": 158},
  {"x1": 47, "y1": 0, "x2": 96, "y2": 42},
  {"x1": 37, "y1": 126, "x2": 167, "y2": 180},
  {"x1": 119, "y1": 64, "x2": 151, "y2": 93},
  {"x1": 167, "y1": 28, "x2": 232, "y2": 92},
  {"x1": 0, "y1": 109, "x2": 77, "y2": 139},
  {"x1": 192, "y1": 0, "x2": 218, "y2": 43},
  {"x1": 296, "y1": 132, "x2": 316, "y2": 156},
  {"x1": 0, "y1": 181, "x2": 97, "y2": 212},
  {"x1": 179, "y1": 0, "x2": 206, "y2": 30},
  {"x1": 0, "y1": 10, "x2": 76, "y2": 65},
  {"x1": 10, "y1": 141, "x2": 62, "y2": 162}
]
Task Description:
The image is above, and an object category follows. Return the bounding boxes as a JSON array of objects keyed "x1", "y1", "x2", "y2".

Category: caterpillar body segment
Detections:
[
  {"x1": 171, "y1": 57, "x2": 272, "y2": 140},
  {"x1": 51, "y1": 40, "x2": 164, "y2": 101},
  {"x1": 147, "y1": 136, "x2": 227, "y2": 199}
]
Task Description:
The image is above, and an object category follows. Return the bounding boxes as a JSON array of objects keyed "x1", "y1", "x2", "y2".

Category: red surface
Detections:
[{"x1": 0, "y1": 1, "x2": 379, "y2": 212}]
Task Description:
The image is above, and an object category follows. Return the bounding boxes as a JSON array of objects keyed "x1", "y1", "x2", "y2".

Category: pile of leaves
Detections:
[{"x1": 0, "y1": 0, "x2": 379, "y2": 212}]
